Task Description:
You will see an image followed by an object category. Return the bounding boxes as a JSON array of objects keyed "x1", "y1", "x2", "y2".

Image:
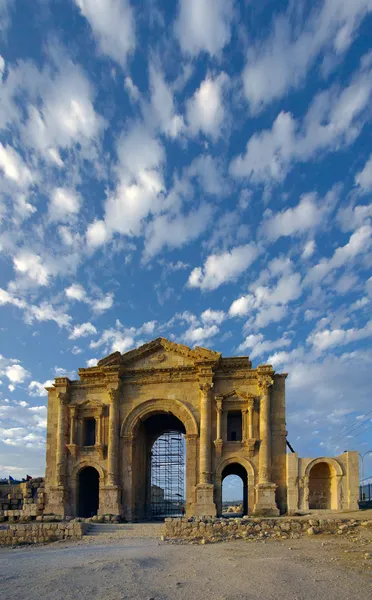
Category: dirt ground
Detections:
[{"x1": 0, "y1": 520, "x2": 371, "y2": 600}]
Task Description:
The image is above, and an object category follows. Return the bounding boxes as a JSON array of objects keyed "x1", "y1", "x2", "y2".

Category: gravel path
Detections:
[{"x1": 1, "y1": 527, "x2": 371, "y2": 600}]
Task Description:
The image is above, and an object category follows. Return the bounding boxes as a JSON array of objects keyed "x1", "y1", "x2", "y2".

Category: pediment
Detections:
[
  {"x1": 216, "y1": 389, "x2": 257, "y2": 402},
  {"x1": 119, "y1": 337, "x2": 221, "y2": 370}
]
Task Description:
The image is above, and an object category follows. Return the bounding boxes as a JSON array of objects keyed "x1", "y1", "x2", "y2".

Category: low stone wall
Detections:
[
  {"x1": 164, "y1": 516, "x2": 367, "y2": 543},
  {"x1": 0, "y1": 522, "x2": 85, "y2": 546}
]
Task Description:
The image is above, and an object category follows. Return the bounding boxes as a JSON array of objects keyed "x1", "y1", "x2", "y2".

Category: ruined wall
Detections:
[
  {"x1": 0, "y1": 521, "x2": 85, "y2": 545},
  {"x1": 0, "y1": 478, "x2": 45, "y2": 522}
]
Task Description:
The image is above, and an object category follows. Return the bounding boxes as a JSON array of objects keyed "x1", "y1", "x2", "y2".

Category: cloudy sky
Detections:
[{"x1": 0, "y1": 1, "x2": 371, "y2": 496}]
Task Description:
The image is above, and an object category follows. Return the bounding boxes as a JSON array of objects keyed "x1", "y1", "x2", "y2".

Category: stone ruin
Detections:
[{"x1": 0, "y1": 478, "x2": 45, "y2": 522}]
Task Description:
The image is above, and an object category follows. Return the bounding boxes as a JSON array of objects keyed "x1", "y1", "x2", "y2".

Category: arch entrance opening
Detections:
[
  {"x1": 308, "y1": 462, "x2": 334, "y2": 509},
  {"x1": 221, "y1": 463, "x2": 248, "y2": 516},
  {"x1": 132, "y1": 412, "x2": 186, "y2": 520},
  {"x1": 77, "y1": 466, "x2": 99, "y2": 517}
]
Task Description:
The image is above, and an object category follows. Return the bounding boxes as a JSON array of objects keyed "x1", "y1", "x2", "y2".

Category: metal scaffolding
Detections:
[{"x1": 150, "y1": 431, "x2": 185, "y2": 519}]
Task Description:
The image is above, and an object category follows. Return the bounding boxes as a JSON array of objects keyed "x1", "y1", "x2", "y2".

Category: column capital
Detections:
[
  {"x1": 215, "y1": 396, "x2": 223, "y2": 412},
  {"x1": 257, "y1": 375, "x2": 274, "y2": 393},
  {"x1": 247, "y1": 397, "x2": 255, "y2": 410},
  {"x1": 107, "y1": 387, "x2": 119, "y2": 403},
  {"x1": 57, "y1": 391, "x2": 70, "y2": 405},
  {"x1": 184, "y1": 433, "x2": 198, "y2": 445},
  {"x1": 199, "y1": 382, "x2": 213, "y2": 394}
]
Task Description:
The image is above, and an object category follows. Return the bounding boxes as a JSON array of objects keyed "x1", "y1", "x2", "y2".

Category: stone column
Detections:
[
  {"x1": 194, "y1": 381, "x2": 216, "y2": 516},
  {"x1": 247, "y1": 399, "x2": 254, "y2": 439},
  {"x1": 102, "y1": 388, "x2": 121, "y2": 517},
  {"x1": 199, "y1": 383, "x2": 212, "y2": 484},
  {"x1": 107, "y1": 388, "x2": 119, "y2": 486},
  {"x1": 69, "y1": 406, "x2": 77, "y2": 446},
  {"x1": 214, "y1": 397, "x2": 223, "y2": 457},
  {"x1": 253, "y1": 370, "x2": 279, "y2": 516},
  {"x1": 242, "y1": 408, "x2": 248, "y2": 441},
  {"x1": 258, "y1": 376, "x2": 273, "y2": 483},
  {"x1": 56, "y1": 392, "x2": 68, "y2": 486}
]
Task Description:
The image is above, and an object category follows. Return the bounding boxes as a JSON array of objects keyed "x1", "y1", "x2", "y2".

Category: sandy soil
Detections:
[{"x1": 1, "y1": 522, "x2": 371, "y2": 600}]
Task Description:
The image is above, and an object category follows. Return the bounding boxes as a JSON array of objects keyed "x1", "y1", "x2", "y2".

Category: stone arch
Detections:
[
  {"x1": 120, "y1": 398, "x2": 198, "y2": 438},
  {"x1": 215, "y1": 456, "x2": 256, "y2": 516},
  {"x1": 120, "y1": 398, "x2": 198, "y2": 521},
  {"x1": 305, "y1": 458, "x2": 343, "y2": 511},
  {"x1": 304, "y1": 457, "x2": 343, "y2": 478},
  {"x1": 72, "y1": 459, "x2": 106, "y2": 483}
]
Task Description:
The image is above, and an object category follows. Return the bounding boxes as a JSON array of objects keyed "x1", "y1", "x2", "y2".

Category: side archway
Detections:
[
  {"x1": 305, "y1": 458, "x2": 343, "y2": 511},
  {"x1": 71, "y1": 460, "x2": 106, "y2": 517},
  {"x1": 77, "y1": 466, "x2": 100, "y2": 518},
  {"x1": 215, "y1": 456, "x2": 256, "y2": 516}
]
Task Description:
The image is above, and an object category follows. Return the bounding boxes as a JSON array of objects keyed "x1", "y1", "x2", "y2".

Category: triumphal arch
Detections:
[{"x1": 44, "y1": 338, "x2": 359, "y2": 519}]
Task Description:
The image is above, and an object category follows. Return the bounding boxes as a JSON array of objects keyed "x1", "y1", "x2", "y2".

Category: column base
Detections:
[
  {"x1": 99, "y1": 485, "x2": 121, "y2": 516},
  {"x1": 193, "y1": 483, "x2": 216, "y2": 517},
  {"x1": 253, "y1": 482, "x2": 280, "y2": 516}
]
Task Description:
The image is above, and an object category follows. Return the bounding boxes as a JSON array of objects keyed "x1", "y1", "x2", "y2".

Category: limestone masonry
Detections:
[{"x1": 40, "y1": 337, "x2": 358, "y2": 519}]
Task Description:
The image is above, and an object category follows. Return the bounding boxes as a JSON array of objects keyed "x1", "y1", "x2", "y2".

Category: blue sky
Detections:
[{"x1": 0, "y1": 1, "x2": 372, "y2": 495}]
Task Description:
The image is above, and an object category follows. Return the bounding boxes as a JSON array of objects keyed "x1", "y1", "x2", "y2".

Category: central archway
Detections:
[
  {"x1": 222, "y1": 463, "x2": 248, "y2": 516},
  {"x1": 121, "y1": 399, "x2": 198, "y2": 521}
]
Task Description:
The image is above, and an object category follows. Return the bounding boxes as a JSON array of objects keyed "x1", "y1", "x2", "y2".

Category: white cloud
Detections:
[
  {"x1": 143, "y1": 204, "x2": 212, "y2": 261},
  {"x1": 65, "y1": 283, "x2": 86, "y2": 301},
  {"x1": 8, "y1": 384, "x2": 15, "y2": 392},
  {"x1": 229, "y1": 259, "x2": 302, "y2": 329},
  {"x1": 74, "y1": 0, "x2": 135, "y2": 66},
  {"x1": 261, "y1": 188, "x2": 338, "y2": 242},
  {"x1": 231, "y1": 59, "x2": 372, "y2": 184},
  {"x1": 242, "y1": 0, "x2": 372, "y2": 113},
  {"x1": 28, "y1": 380, "x2": 54, "y2": 397},
  {"x1": 13, "y1": 252, "x2": 50, "y2": 287},
  {"x1": 124, "y1": 76, "x2": 140, "y2": 102},
  {"x1": 48, "y1": 188, "x2": 81, "y2": 222},
  {"x1": 65, "y1": 284, "x2": 113, "y2": 313},
  {"x1": 188, "y1": 243, "x2": 259, "y2": 291},
  {"x1": 175, "y1": 0, "x2": 234, "y2": 57},
  {"x1": 187, "y1": 73, "x2": 228, "y2": 139},
  {"x1": 91, "y1": 293, "x2": 113, "y2": 313},
  {"x1": 305, "y1": 225, "x2": 372, "y2": 286},
  {"x1": 5, "y1": 364, "x2": 30, "y2": 384},
  {"x1": 302, "y1": 240, "x2": 316, "y2": 259},
  {"x1": 25, "y1": 302, "x2": 72, "y2": 329},
  {"x1": 69, "y1": 321, "x2": 97, "y2": 340},
  {"x1": 24, "y1": 61, "x2": 104, "y2": 160},
  {"x1": 86, "y1": 219, "x2": 110, "y2": 249},
  {"x1": 183, "y1": 324, "x2": 219, "y2": 345},
  {"x1": 0, "y1": 142, "x2": 33, "y2": 188},
  {"x1": 201, "y1": 309, "x2": 225, "y2": 325},
  {"x1": 86, "y1": 358, "x2": 98, "y2": 367},
  {"x1": 355, "y1": 153, "x2": 372, "y2": 190},
  {"x1": 237, "y1": 333, "x2": 292, "y2": 359},
  {"x1": 149, "y1": 64, "x2": 185, "y2": 138},
  {"x1": 308, "y1": 320, "x2": 372, "y2": 351}
]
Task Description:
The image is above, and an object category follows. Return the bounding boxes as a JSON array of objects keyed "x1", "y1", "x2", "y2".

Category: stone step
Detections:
[{"x1": 84, "y1": 522, "x2": 164, "y2": 538}]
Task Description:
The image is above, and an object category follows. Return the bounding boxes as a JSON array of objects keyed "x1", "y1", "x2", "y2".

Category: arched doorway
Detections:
[
  {"x1": 78, "y1": 466, "x2": 99, "y2": 517},
  {"x1": 133, "y1": 412, "x2": 186, "y2": 520},
  {"x1": 308, "y1": 462, "x2": 333, "y2": 509},
  {"x1": 121, "y1": 399, "x2": 199, "y2": 522},
  {"x1": 221, "y1": 463, "x2": 248, "y2": 516}
]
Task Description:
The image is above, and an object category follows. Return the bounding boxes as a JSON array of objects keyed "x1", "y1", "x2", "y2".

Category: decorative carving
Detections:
[
  {"x1": 199, "y1": 382, "x2": 213, "y2": 394},
  {"x1": 67, "y1": 443, "x2": 78, "y2": 458},
  {"x1": 215, "y1": 397, "x2": 223, "y2": 412},
  {"x1": 258, "y1": 376, "x2": 274, "y2": 393},
  {"x1": 244, "y1": 438, "x2": 257, "y2": 457},
  {"x1": 57, "y1": 391, "x2": 69, "y2": 405}
]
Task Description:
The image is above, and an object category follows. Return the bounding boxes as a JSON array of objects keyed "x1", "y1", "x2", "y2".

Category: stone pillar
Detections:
[
  {"x1": 199, "y1": 383, "x2": 212, "y2": 484},
  {"x1": 107, "y1": 388, "x2": 119, "y2": 486},
  {"x1": 247, "y1": 399, "x2": 254, "y2": 439},
  {"x1": 184, "y1": 433, "x2": 198, "y2": 516},
  {"x1": 242, "y1": 408, "x2": 248, "y2": 441},
  {"x1": 56, "y1": 392, "x2": 68, "y2": 486},
  {"x1": 194, "y1": 382, "x2": 216, "y2": 516},
  {"x1": 214, "y1": 397, "x2": 223, "y2": 457},
  {"x1": 69, "y1": 406, "x2": 76, "y2": 446},
  {"x1": 102, "y1": 388, "x2": 121, "y2": 516},
  {"x1": 254, "y1": 370, "x2": 279, "y2": 516}
]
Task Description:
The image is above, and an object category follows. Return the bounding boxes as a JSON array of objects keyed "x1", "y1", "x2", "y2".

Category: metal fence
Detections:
[{"x1": 359, "y1": 483, "x2": 372, "y2": 508}]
